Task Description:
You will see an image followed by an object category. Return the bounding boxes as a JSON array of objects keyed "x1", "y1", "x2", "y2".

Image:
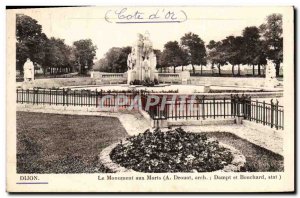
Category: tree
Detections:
[
  {"x1": 73, "y1": 39, "x2": 97, "y2": 74},
  {"x1": 259, "y1": 13, "x2": 283, "y2": 77},
  {"x1": 44, "y1": 37, "x2": 73, "y2": 75},
  {"x1": 161, "y1": 41, "x2": 186, "y2": 73},
  {"x1": 16, "y1": 14, "x2": 48, "y2": 72},
  {"x1": 93, "y1": 58, "x2": 108, "y2": 71},
  {"x1": 252, "y1": 40, "x2": 267, "y2": 76},
  {"x1": 95, "y1": 46, "x2": 131, "y2": 73},
  {"x1": 242, "y1": 27, "x2": 260, "y2": 75},
  {"x1": 153, "y1": 49, "x2": 162, "y2": 70},
  {"x1": 180, "y1": 32, "x2": 206, "y2": 74},
  {"x1": 241, "y1": 26, "x2": 267, "y2": 76},
  {"x1": 206, "y1": 40, "x2": 227, "y2": 75},
  {"x1": 222, "y1": 36, "x2": 244, "y2": 76}
]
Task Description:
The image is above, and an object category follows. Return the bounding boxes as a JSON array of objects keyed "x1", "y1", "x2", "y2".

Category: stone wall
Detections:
[
  {"x1": 91, "y1": 72, "x2": 127, "y2": 84},
  {"x1": 18, "y1": 77, "x2": 94, "y2": 89},
  {"x1": 190, "y1": 77, "x2": 266, "y2": 87},
  {"x1": 91, "y1": 71, "x2": 191, "y2": 84}
]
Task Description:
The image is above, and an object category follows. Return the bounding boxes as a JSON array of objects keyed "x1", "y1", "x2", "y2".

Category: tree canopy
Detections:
[
  {"x1": 207, "y1": 40, "x2": 227, "y2": 75},
  {"x1": 16, "y1": 14, "x2": 98, "y2": 75},
  {"x1": 260, "y1": 14, "x2": 283, "y2": 76},
  {"x1": 161, "y1": 41, "x2": 187, "y2": 73},
  {"x1": 242, "y1": 26, "x2": 267, "y2": 75},
  {"x1": 15, "y1": 13, "x2": 283, "y2": 77},
  {"x1": 73, "y1": 39, "x2": 97, "y2": 74},
  {"x1": 94, "y1": 46, "x2": 131, "y2": 73},
  {"x1": 180, "y1": 32, "x2": 207, "y2": 74},
  {"x1": 16, "y1": 14, "x2": 48, "y2": 72}
]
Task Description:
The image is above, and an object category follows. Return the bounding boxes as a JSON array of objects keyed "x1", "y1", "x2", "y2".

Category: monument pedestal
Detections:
[
  {"x1": 180, "y1": 71, "x2": 190, "y2": 85},
  {"x1": 127, "y1": 70, "x2": 136, "y2": 84},
  {"x1": 264, "y1": 59, "x2": 278, "y2": 88}
]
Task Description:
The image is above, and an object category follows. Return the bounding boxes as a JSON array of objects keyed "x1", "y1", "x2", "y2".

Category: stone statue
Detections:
[
  {"x1": 23, "y1": 58, "x2": 35, "y2": 82},
  {"x1": 143, "y1": 58, "x2": 151, "y2": 80},
  {"x1": 265, "y1": 59, "x2": 278, "y2": 88},
  {"x1": 127, "y1": 31, "x2": 158, "y2": 84}
]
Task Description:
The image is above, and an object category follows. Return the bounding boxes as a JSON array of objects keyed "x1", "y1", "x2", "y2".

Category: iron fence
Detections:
[
  {"x1": 16, "y1": 88, "x2": 284, "y2": 130},
  {"x1": 16, "y1": 88, "x2": 140, "y2": 108}
]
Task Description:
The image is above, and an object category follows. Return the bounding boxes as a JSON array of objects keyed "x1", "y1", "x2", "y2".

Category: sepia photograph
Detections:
[{"x1": 6, "y1": 6, "x2": 294, "y2": 192}]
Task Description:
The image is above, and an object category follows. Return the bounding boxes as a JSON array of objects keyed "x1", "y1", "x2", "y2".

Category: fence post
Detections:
[
  {"x1": 43, "y1": 89, "x2": 45, "y2": 105},
  {"x1": 256, "y1": 100, "x2": 258, "y2": 123},
  {"x1": 63, "y1": 88, "x2": 65, "y2": 106},
  {"x1": 27, "y1": 89, "x2": 29, "y2": 104},
  {"x1": 36, "y1": 88, "x2": 39, "y2": 105},
  {"x1": 230, "y1": 94, "x2": 233, "y2": 116},
  {"x1": 275, "y1": 100, "x2": 279, "y2": 130},
  {"x1": 33, "y1": 89, "x2": 35, "y2": 105},
  {"x1": 20, "y1": 89, "x2": 22, "y2": 103},
  {"x1": 213, "y1": 98, "x2": 216, "y2": 119},
  {"x1": 270, "y1": 99, "x2": 274, "y2": 128},
  {"x1": 81, "y1": 90, "x2": 83, "y2": 106},
  {"x1": 88, "y1": 90, "x2": 91, "y2": 106},
  {"x1": 237, "y1": 95, "x2": 240, "y2": 117},
  {"x1": 66, "y1": 89, "x2": 69, "y2": 106},
  {"x1": 223, "y1": 98, "x2": 226, "y2": 118},
  {"x1": 248, "y1": 96, "x2": 251, "y2": 121},
  {"x1": 50, "y1": 88, "x2": 52, "y2": 105},
  {"x1": 186, "y1": 97, "x2": 188, "y2": 119},
  {"x1": 202, "y1": 96, "x2": 205, "y2": 119},
  {"x1": 263, "y1": 101, "x2": 266, "y2": 125},
  {"x1": 73, "y1": 89, "x2": 76, "y2": 106},
  {"x1": 17, "y1": 89, "x2": 19, "y2": 103},
  {"x1": 243, "y1": 95, "x2": 247, "y2": 119},
  {"x1": 196, "y1": 98, "x2": 199, "y2": 120},
  {"x1": 95, "y1": 89, "x2": 98, "y2": 107},
  {"x1": 55, "y1": 89, "x2": 58, "y2": 105}
]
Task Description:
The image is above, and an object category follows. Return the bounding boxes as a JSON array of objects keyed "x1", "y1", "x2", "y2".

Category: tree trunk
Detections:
[
  {"x1": 182, "y1": 65, "x2": 183, "y2": 71},
  {"x1": 173, "y1": 66, "x2": 176, "y2": 73},
  {"x1": 238, "y1": 64, "x2": 240, "y2": 76},
  {"x1": 200, "y1": 65, "x2": 203, "y2": 75},
  {"x1": 252, "y1": 65, "x2": 255, "y2": 76},
  {"x1": 218, "y1": 64, "x2": 221, "y2": 75},
  {"x1": 275, "y1": 62, "x2": 280, "y2": 77},
  {"x1": 232, "y1": 65, "x2": 235, "y2": 76},
  {"x1": 192, "y1": 64, "x2": 195, "y2": 74},
  {"x1": 258, "y1": 64, "x2": 261, "y2": 76}
]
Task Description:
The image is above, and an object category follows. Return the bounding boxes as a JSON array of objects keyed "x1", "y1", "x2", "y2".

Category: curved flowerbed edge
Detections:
[
  {"x1": 99, "y1": 141, "x2": 136, "y2": 173},
  {"x1": 99, "y1": 138, "x2": 246, "y2": 173},
  {"x1": 216, "y1": 142, "x2": 246, "y2": 172}
]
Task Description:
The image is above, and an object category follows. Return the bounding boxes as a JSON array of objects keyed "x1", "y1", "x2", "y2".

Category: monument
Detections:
[
  {"x1": 265, "y1": 59, "x2": 278, "y2": 88},
  {"x1": 23, "y1": 58, "x2": 35, "y2": 82},
  {"x1": 127, "y1": 31, "x2": 158, "y2": 84}
]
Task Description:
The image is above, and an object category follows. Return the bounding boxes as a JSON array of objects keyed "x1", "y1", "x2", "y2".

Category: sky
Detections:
[{"x1": 13, "y1": 6, "x2": 286, "y2": 60}]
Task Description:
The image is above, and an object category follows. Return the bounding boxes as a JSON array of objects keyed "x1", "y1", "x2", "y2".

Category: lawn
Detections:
[
  {"x1": 17, "y1": 111, "x2": 283, "y2": 173},
  {"x1": 17, "y1": 111, "x2": 128, "y2": 173},
  {"x1": 204, "y1": 132, "x2": 284, "y2": 172}
]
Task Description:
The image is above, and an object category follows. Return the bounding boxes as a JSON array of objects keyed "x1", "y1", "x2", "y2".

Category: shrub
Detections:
[
  {"x1": 110, "y1": 128, "x2": 233, "y2": 173},
  {"x1": 130, "y1": 79, "x2": 158, "y2": 87}
]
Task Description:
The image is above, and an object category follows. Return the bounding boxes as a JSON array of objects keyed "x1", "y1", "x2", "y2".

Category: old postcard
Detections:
[{"x1": 6, "y1": 6, "x2": 294, "y2": 192}]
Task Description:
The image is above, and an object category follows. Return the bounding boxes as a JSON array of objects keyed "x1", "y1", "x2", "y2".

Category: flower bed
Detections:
[{"x1": 103, "y1": 128, "x2": 245, "y2": 173}]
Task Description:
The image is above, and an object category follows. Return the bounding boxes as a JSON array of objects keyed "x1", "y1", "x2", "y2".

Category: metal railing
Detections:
[{"x1": 16, "y1": 89, "x2": 284, "y2": 130}]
